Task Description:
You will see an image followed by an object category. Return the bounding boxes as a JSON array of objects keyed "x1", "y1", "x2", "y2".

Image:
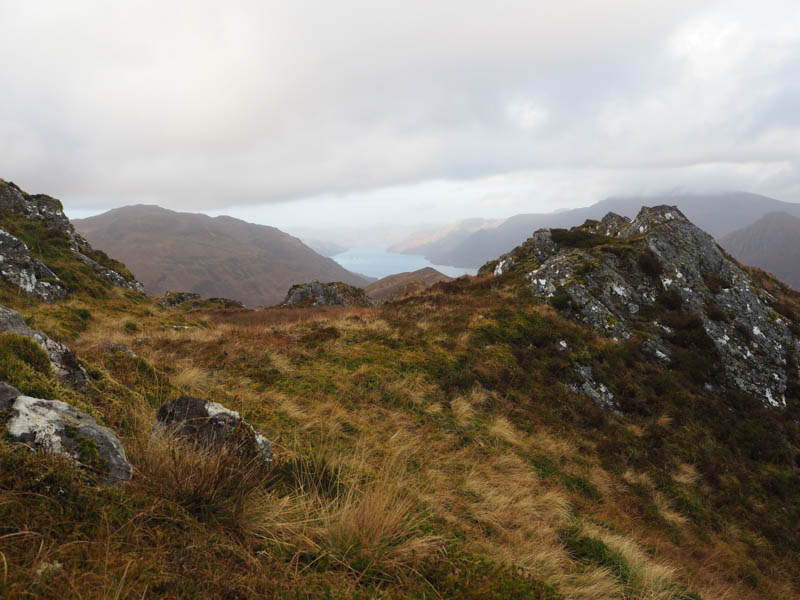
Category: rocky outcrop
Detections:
[
  {"x1": 157, "y1": 292, "x2": 245, "y2": 309},
  {"x1": 156, "y1": 396, "x2": 273, "y2": 464},
  {"x1": 0, "y1": 382, "x2": 132, "y2": 485},
  {"x1": 0, "y1": 180, "x2": 144, "y2": 296},
  {"x1": 487, "y1": 206, "x2": 800, "y2": 408},
  {"x1": 0, "y1": 228, "x2": 68, "y2": 301},
  {"x1": 282, "y1": 281, "x2": 377, "y2": 307},
  {"x1": 0, "y1": 305, "x2": 87, "y2": 387},
  {"x1": 158, "y1": 291, "x2": 202, "y2": 307}
]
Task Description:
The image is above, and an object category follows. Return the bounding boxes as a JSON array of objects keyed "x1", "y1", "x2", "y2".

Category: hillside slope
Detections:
[
  {"x1": 74, "y1": 205, "x2": 371, "y2": 306},
  {"x1": 405, "y1": 192, "x2": 800, "y2": 268},
  {"x1": 1, "y1": 188, "x2": 799, "y2": 599},
  {"x1": 365, "y1": 267, "x2": 453, "y2": 301},
  {"x1": 719, "y1": 212, "x2": 800, "y2": 290}
]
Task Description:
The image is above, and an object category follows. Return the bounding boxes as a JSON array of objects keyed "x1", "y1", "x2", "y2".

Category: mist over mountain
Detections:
[
  {"x1": 397, "y1": 192, "x2": 800, "y2": 268},
  {"x1": 720, "y1": 212, "x2": 800, "y2": 290},
  {"x1": 73, "y1": 205, "x2": 371, "y2": 306}
]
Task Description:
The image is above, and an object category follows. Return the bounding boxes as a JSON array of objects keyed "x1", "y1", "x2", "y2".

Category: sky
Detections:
[{"x1": 1, "y1": 0, "x2": 799, "y2": 235}]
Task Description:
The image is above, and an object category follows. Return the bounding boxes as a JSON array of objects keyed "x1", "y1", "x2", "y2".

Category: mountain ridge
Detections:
[
  {"x1": 73, "y1": 204, "x2": 371, "y2": 307},
  {"x1": 399, "y1": 192, "x2": 800, "y2": 268}
]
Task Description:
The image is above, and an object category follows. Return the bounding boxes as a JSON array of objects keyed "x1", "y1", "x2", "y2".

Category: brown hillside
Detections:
[
  {"x1": 73, "y1": 205, "x2": 371, "y2": 307},
  {"x1": 365, "y1": 267, "x2": 452, "y2": 300}
]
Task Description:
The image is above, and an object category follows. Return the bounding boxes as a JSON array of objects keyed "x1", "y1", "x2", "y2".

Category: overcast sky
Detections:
[{"x1": 1, "y1": 1, "x2": 799, "y2": 232}]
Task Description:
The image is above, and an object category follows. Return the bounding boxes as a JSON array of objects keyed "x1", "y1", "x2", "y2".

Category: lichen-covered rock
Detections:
[
  {"x1": 0, "y1": 382, "x2": 132, "y2": 485},
  {"x1": 282, "y1": 281, "x2": 377, "y2": 307},
  {"x1": 0, "y1": 228, "x2": 68, "y2": 301},
  {"x1": 0, "y1": 180, "x2": 144, "y2": 296},
  {"x1": 0, "y1": 305, "x2": 87, "y2": 387},
  {"x1": 156, "y1": 396, "x2": 273, "y2": 464},
  {"x1": 488, "y1": 205, "x2": 800, "y2": 408},
  {"x1": 76, "y1": 252, "x2": 145, "y2": 294},
  {"x1": 0, "y1": 182, "x2": 72, "y2": 232}
]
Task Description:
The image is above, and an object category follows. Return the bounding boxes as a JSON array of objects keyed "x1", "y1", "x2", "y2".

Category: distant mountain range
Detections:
[
  {"x1": 719, "y1": 212, "x2": 800, "y2": 290},
  {"x1": 302, "y1": 238, "x2": 347, "y2": 257},
  {"x1": 394, "y1": 192, "x2": 800, "y2": 268},
  {"x1": 365, "y1": 267, "x2": 452, "y2": 301},
  {"x1": 73, "y1": 205, "x2": 371, "y2": 307}
]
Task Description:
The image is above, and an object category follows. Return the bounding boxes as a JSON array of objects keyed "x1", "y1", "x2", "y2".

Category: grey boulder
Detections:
[
  {"x1": 156, "y1": 396, "x2": 273, "y2": 464},
  {"x1": 0, "y1": 382, "x2": 132, "y2": 486}
]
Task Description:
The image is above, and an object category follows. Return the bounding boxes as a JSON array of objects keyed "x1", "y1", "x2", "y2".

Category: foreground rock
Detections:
[
  {"x1": 485, "y1": 206, "x2": 800, "y2": 408},
  {"x1": 282, "y1": 281, "x2": 377, "y2": 307},
  {"x1": 0, "y1": 180, "x2": 144, "y2": 296},
  {"x1": 0, "y1": 305, "x2": 87, "y2": 387},
  {"x1": 156, "y1": 396, "x2": 273, "y2": 463},
  {"x1": 0, "y1": 382, "x2": 132, "y2": 485},
  {"x1": 0, "y1": 228, "x2": 68, "y2": 301}
]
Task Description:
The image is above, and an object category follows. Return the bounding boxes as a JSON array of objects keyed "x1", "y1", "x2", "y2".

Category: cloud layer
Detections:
[{"x1": 1, "y1": 0, "x2": 798, "y2": 222}]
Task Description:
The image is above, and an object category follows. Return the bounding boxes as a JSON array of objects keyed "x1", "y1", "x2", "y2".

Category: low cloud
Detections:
[{"x1": 1, "y1": 0, "x2": 798, "y2": 220}]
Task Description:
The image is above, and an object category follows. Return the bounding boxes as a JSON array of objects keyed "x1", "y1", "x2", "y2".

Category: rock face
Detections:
[
  {"x1": 156, "y1": 396, "x2": 273, "y2": 464},
  {"x1": 0, "y1": 228, "x2": 68, "y2": 301},
  {"x1": 0, "y1": 305, "x2": 87, "y2": 387},
  {"x1": 282, "y1": 281, "x2": 377, "y2": 307},
  {"x1": 485, "y1": 206, "x2": 800, "y2": 408},
  {"x1": 0, "y1": 382, "x2": 132, "y2": 485},
  {"x1": 0, "y1": 180, "x2": 144, "y2": 297}
]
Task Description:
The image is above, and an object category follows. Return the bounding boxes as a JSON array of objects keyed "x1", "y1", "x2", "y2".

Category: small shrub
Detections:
[
  {"x1": 551, "y1": 288, "x2": 572, "y2": 310},
  {"x1": 550, "y1": 228, "x2": 606, "y2": 248},
  {"x1": 563, "y1": 474, "x2": 603, "y2": 502},
  {"x1": 123, "y1": 321, "x2": 138, "y2": 333},
  {"x1": 771, "y1": 300, "x2": 797, "y2": 322},
  {"x1": 565, "y1": 534, "x2": 631, "y2": 584},
  {"x1": 0, "y1": 332, "x2": 59, "y2": 398},
  {"x1": 705, "y1": 303, "x2": 729, "y2": 322},
  {"x1": 638, "y1": 249, "x2": 663, "y2": 277},
  {"x1": 734, "y1": 321, "x2": 753, "y2": 342},
  {"x1": 703, "y1": 273, "x2": 729, "y2": 294},
  {"x1": 421, "y1": 552, "x2": 564, "y2": 599},
  {"x1": 657, "y1": 290, "x2": 683, "y2": 311}
]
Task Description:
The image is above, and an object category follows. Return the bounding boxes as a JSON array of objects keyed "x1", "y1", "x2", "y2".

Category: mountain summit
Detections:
[
  {"x1": 73, "y1": 205, "x2": 371, "y2": 307},
  {"x1": 483, "y1": 205, "x2": 800, "y2": 408}
]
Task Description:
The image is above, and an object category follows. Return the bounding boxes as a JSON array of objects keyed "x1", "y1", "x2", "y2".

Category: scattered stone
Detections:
[
  {"x1": 155, "y1": 396, "x2": 273, "y2": 464},
  {"x1": 102, "y1": 341, "x2": 135, "y2": 356},
  {"x1": 0, "y1": 382, "x2": 132, "y2": 486},
  {"x1": 569, "y1": 365, "x2": 617, "y2": 412},
  {"x1": 282, "y1": 281, "x2": 377, "y2": 307},
  {"x1": 76, "y1": 252, "x2": 145, "y2": 294},
  {"x1": 0, "y1": 305, "x2": 87, "y2": 387}
]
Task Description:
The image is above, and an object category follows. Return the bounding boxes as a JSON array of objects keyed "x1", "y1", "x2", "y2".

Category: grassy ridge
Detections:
[{"x1": 1, "y1": 236, "x2": 799, "y2": 597}]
